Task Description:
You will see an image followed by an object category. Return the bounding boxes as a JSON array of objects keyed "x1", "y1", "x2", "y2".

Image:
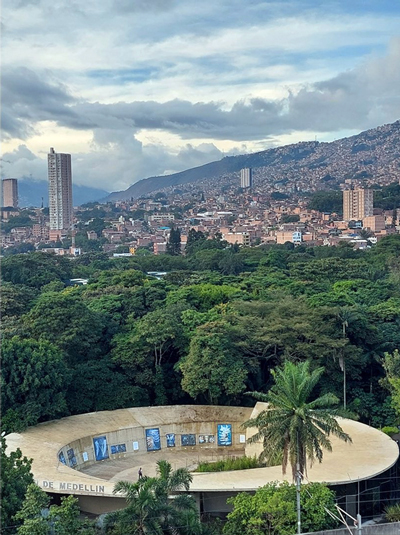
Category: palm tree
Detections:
[
  {"x1": 243, "y1": 360, "x2": 352, "y2": 480},
  {"x1": 109, "y1": 461, "x2": 201, "y2": 535},
  {"x1": 110, "y1": 477, "x2": 162, "y2": 535},
  {"x1": 153, "y1": 460, "x2": 200, "y2": 534},
  {"x1": 335, "y1": 306, "x2": 359, "y2": 409}
]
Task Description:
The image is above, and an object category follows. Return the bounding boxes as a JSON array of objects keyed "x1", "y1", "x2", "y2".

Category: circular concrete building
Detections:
[{"x1": 6, "y1": 404, "x2": 399, "y2": 518}]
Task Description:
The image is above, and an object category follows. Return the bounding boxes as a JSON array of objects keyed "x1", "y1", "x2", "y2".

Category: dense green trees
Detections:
[
  {"x1": 2, "y1": 236, "x2": 400, "y2": 433},
  {"x1": 1, "y1": 337, "x2": 69, "y2": 432},
  {"x1": 307, "y1": 190, "x2": 343, "y2": 214},
  {"x1": 113, "y1": 302, "x2": 188, "y2": 404},
  {"x1": 374, "y1": 183, "x2": 400, "y2": 210},
  {"x1": 4, "y1": 237, "x2": 400, "y2": 532},
  {"x1": 66, "y1": 360, "x2": 147, "y2": 415},
  {"x1": 1, "y1": 252, "x2": 72, "y2": 288},
  {"x1": 26, "y1": 290, "x2": 108, "y2": 364},
  {"x1": 0, "y1": 437, "x2": 34, "y2": 532},
  {"x1": 1, "y1": 283, "x2": 38, "y2": 320},
  {"x1": 186, "y1": 229, "x2": 207, "y2": 255},
  {"x1": 224, "y1": 481, "x2": 339, "y2": 535},
  {"x1": 15, "y1": 484, "x2": 95, "y2": 535},
  {"x1": 383, "y1": 350, "x2": 400, "y2": 417},
  {"x1": 15, "y1": 484, "x2": 50, "y2": 535},
  {"x1": 167, "y1": 283, "x2": 243, "y2": 311},
  {"x1": 179, "y1": 321, "x2": 248, "y2": 404},
  {"x1": 2, "y1": 211, "x2": 35, "y2": 233},
  {"x1": 166, "y1": 227, "x2": 182, "y2": 256}
]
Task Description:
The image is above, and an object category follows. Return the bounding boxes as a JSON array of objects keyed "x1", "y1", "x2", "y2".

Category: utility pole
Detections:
[
  {"x1": 296, "y1": 464, "x2": 301, "y2": 534},
  {"x1": 296, "y1": 433, "x2": 301, "y2": 534},
  {"x1": 357, "y1": 513, "x2": 362, "y2": 535},
  {"x1": 343, "y1": 318, "x2": 347, "y2": 410},
  {"x1": 338, "y1": 313, "x2": 349, "y2": 410}
]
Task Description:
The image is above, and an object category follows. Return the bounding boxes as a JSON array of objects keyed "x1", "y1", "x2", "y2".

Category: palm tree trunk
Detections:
[
  {"x1": 343, "y1": 358, "x2": 346, "y2": 410},
  {"x1": 342, "y1": 321, "x2": 347, "y2": 409}
]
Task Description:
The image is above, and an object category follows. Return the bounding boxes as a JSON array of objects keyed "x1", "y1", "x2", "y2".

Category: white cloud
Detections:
[
  {"x1": 2, "y1": 0, "x2": 400, "y2": 192},
  {"x1": 1, "y1": 145, "x2": 47, "y2": 182}
]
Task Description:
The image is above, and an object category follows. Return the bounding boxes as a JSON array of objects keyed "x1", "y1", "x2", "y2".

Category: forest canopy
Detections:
[{"x1": 2, "y1": 237, "x2": 400, "y2": 434}]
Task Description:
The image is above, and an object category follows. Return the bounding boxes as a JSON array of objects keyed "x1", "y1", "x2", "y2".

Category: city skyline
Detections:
[{"x1": 2, "y1": 1, "x2": 400, "y2": 192}]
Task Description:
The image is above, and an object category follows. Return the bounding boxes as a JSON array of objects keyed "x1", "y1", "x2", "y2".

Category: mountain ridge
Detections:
[{"x1": 105, "y1": 120, "x2": 400, "y2": 201}]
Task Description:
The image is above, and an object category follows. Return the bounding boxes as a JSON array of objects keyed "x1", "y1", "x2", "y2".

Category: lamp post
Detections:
[
  {"x1": 296, "y1": 464, "x2": 301, "y2": 534},
  {"x1": 296, "y1": 433, "x2": 302, "y2": 534}
]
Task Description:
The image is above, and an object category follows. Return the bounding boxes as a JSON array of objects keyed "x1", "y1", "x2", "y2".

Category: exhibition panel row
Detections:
[
  {"x1": 59, "y1": 423, "x2": 241, "y2": 468},
  {"x1": 58, "y1": 423, "x2": 241, "y2": 468}
]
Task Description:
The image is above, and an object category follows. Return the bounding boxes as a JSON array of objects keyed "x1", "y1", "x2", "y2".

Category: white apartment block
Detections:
[
  {"x1": 149, "y1": 214, "x2": 175, "y2": 222},
  {"x1": 240, "y1": 168, "x2": 253, "y2": 189}
]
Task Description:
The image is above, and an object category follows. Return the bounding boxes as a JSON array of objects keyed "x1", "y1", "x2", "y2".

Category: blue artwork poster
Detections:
[
  {"x1": 93, "y1": 436, "x2": 109, "y2": 461},
  {"x1": 67, "y1": 448, "x2": 77, "y2": 467},
  {"x1": 217, "y1": 424, "x2": 232, "y2": 446},
  {"x1": 110, "y1": 443, "x2": 126, "y2": 454},
  {"x1": 166, "y1": 433, "x2": 175, "y2": 447},
  {"x1": 146, "y1": 428, "x2": 161, "y2": 451},
  {"x1": 181, "y1": 434, "x2": 196, "y2": 446}
]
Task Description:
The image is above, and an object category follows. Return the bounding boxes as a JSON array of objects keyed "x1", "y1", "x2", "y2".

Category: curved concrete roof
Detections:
[
  {"x1": 192, "y1": 416, "x2": 400, "y2": 491},
  {"x1": 6, "y1": 405, "x2": 399, "y2": 499}
]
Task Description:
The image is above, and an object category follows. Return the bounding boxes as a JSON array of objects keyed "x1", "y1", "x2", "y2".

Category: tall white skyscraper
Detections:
[
  {"x1": 48, "y1": 147, "x2": 73, "y2": 239},
  {"x1": 240, "y1": 168, "x2": 253, "y2": 189}
]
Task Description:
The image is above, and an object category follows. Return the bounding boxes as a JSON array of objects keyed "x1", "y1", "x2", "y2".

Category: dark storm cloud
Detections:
[
  {"x1": 1, "y1": 69, "x2": 284, "y2": 140},
  {"x1": 1, "y1": 67, "x2": 78, "y2": 139},
  {"x1": 3, "y1": 39, "x2": 400, "y2": 143}
]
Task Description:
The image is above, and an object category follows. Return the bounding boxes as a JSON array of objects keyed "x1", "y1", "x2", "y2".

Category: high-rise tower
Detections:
[
  {"x1": 2, "y1": 178, "x2": 18, "y2": 208},
  {"x1": 240, "y1": 168, "x2": 253, "y2": 189},
  {"x1": 343, "y1": 188, "x2": 373, "y2": 221},
  {"x1": 48, "y1": 147, "x2": 73, "y2": 240}
]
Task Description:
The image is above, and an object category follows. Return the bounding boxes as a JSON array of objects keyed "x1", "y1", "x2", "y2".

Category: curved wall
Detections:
[{"x1": 58, "y1": 405, "x2": 252, "y2": 471}]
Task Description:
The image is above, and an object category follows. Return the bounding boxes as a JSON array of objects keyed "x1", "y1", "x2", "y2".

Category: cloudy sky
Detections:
[{"x1": 2, "y1": 0, "x2": 400, "y2": 192}]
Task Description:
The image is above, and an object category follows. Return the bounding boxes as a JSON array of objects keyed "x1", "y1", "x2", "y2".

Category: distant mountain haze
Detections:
[
  {"x1": 9, "y1": 120, "x2": 400, "y2": 208},
  {"x1": 105, "y1": 120, "x2": 400, "y2": 201},
  {"x1": 15, "y1": 180, "x2": 109, "y2": 208}
]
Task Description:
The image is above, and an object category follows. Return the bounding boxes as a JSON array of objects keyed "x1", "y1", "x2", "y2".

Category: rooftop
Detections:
[{"x1": 6, "y1": 405, "x2": 399, "y2": 498}]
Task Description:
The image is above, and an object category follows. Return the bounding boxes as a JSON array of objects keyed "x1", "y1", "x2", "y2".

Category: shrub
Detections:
[
  {"x1": 381, "y1": 426, "x2": 399, "y2": 436},
  {"x1": 385, "y1": 503, "x2": 400, "y2": 522},
  {"x1": 195, "y1": 456, "x2": 263, "y2": 472}
]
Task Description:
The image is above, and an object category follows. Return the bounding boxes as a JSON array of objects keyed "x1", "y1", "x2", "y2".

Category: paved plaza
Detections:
[{"x1": 80, "y1": 447, "x2": 245, "y2": 482}]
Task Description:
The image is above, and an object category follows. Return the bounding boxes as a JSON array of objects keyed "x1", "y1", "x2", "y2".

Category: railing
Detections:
[{"x1": 302, "y1": 521, "x2": 400, "y2": 535}]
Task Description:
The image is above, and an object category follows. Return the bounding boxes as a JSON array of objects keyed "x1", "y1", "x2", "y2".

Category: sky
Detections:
[{"x1": 2, "y1": 0, "x2": 400, "y2": 192}]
